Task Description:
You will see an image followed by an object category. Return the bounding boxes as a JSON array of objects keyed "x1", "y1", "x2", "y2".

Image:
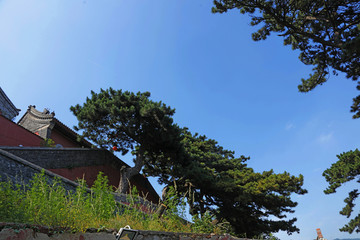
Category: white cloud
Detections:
[
  {"x1": 285, "y1": 122, "x2": 294, "y2": 131},
  {"x1": 317, "y1": 132, "x2": 334, "y2": 144}
]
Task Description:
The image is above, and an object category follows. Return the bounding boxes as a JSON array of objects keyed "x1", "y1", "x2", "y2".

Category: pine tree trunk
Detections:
[
  {"x1": 199, "y1": 192, "x2": 205, "y2": 216},
  {"x1": 117, "y1": 149, "x2": 144, "y2": 194}
]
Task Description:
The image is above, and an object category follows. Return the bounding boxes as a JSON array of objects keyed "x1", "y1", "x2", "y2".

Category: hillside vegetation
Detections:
[{"x1": 0, "y1": 171, "x2": 228, "y2": 235}]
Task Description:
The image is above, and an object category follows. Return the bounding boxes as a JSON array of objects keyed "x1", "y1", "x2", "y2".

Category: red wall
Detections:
[
  {"x1": 48, "y1": 165, "x2": 159, "y2": 203},
  {"x1": 0, "y1": 115, "x2": 43, "y2": 147},
  {"x1": 50, "y1": 129, "x2": 84, "y2": 148},
  {"x1": 49, "y1": 165, "x2": 120, "y2": 190},
  {"x1": 0, "y1": 114, "x2": 159, "y2": 203}
]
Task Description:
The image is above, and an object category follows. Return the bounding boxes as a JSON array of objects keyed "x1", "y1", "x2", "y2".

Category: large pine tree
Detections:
[
  {"x1": 155, "y1": 129, "x2": 307, "y2": 237},
  {"x1": 71, "y1": 89, "x2": 306, "y2": 237},
  {"x1": 70, "y1": 88, "x2": 182, "y2": 194}
]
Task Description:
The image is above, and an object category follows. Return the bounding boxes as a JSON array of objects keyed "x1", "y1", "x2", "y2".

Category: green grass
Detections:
[{"x1": 0, "y1": 171, "x2": 226, "y2": 234}]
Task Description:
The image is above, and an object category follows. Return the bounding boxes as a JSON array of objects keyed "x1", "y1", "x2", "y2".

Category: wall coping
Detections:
[
  {"x1": 0, "y1": 146, "x2": 99, "y2": 151},
  {"x1": 0, "y1": 149, "x2": 79, "y2": 188},
  {"x1": 0, "y1": 222, "x2": 253, "y2": 240}
]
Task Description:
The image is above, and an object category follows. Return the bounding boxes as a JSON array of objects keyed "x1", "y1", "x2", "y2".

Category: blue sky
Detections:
[{"x1": 1, "y1": 1, "x2": 360, "y2": 239}]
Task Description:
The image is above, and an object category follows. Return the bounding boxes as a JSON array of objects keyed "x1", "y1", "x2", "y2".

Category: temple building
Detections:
[
  {"x1": 0, "y1": 87, "x2": 20, "y2": 121},
  {"x1": 0, "y1": 88, "x2": 160, "y2": 204},
  {"x1": 18, "y1": 105, "x2": 92, "y2": 148}
]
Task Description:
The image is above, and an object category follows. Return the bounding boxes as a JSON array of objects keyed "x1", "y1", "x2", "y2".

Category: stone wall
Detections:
[
  {"x1": 0, "y1": 147, "x2": 125, "y2": 169},
  {"x1": 0, "y1": 148, "x2": 78, "y2": 192},
  {"x1": 0, "y1": 223, "x2": 254, "y2": 240},
  {"x1": 0, "y1": 151, "x2": 254, "y2": 240},
  {"x1": 0, "y1": 148, "x2": 157, "y2": 210},
  {"x1": 0, "y1": 146, "x2": 160, "y2": 204}
]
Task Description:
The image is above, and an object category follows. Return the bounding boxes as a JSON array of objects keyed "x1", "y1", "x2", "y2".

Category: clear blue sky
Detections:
[{"x1": 1, "y1": 1, "x2": 360, "y2": 239}]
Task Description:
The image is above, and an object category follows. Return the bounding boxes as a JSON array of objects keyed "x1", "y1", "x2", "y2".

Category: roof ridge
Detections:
[
  {"x1": 0, "y1": 87, "x2": 21, "y2": 119},
  {"x1": 0, "y1": 87, "x2": 20, "y2": 112},
  {"x1": 53, "y1": 117, "x2": 93, "y2": 147}
]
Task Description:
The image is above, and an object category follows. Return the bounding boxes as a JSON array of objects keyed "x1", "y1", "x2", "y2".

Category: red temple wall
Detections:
[
  {"x1": 50, "y1": 129, "x2": 84, "y2": 148},
  {"x1": 0, "y1": 115, "x2": 43, "y2": 147},
  {"x1": 49, "y1": 165, "x2": 120, "y2": 190},
  {"x1": 48, "y1": 165, "x2": 158, "y2": 203}
]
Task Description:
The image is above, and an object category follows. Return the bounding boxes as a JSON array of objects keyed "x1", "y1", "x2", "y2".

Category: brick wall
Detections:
[
  {"x1": 0, "y1": 147, "x2": 121, "y2": 169},
  {"x1": 0, "y1": 149, "x2": 78, "y2": 192}
]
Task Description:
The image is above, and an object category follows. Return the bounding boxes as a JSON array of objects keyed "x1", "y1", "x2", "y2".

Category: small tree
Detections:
[{"x1": 71, "y1": 88, "x2": 182, "y2": 193}]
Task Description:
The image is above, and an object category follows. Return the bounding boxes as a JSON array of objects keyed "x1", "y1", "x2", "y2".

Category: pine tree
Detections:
[
  {"x1": 323, "y1": 149, "x2": 360, "y2": 233},
  {"x1": 158, "y1": 129, "x2": 307, "y2": 237},
  {"x1": 212, "y1": 1, "x2": 360, "y2": 233},
  {"x1": 71, "y1": 89, "x2": 307, "y2": 237},
  {"x1": 70, "y1": 88, "x2": 182, "y2": 193},
  {"x1": 212, "y1": 0, "x2": 360, "y2": 117}
]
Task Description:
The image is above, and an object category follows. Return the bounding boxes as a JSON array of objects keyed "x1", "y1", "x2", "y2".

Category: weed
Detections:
[{"x1": 0, "y1": 171, "x2": 226, "y2": 235}]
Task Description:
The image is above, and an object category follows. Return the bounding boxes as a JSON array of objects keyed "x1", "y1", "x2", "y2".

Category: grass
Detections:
[{"x1": 0, "y1": 171, "x2": 226, "y2": 234}]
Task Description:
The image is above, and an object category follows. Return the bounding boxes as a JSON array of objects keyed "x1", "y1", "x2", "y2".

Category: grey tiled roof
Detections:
[
  {"x1": 18, "y1": 105, "x2": 92, "y2": 147},
  {"x1": 0, "y1": 87, "x2": 20, "y2": 120}
]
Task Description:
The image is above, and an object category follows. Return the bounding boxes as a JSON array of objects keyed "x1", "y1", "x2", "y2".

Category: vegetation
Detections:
[
  {"x1": 70, "y1": 88, "x2": 183, "y2": 194},
  {"x1": 71, "y1": 88, "x2": 307, "y2": 238},
  {"x1": 0, "y1": 171, "x2": 225, "y2": 234},
  {"x1": 211, "y1": 0, "x2": 360, "y2": 234},
  {"x1": 40, "y1": 138, "x2": 56, "y2": 148},
  {"x1": 323, "y1": 149, "x2": 360, "y2": 233},
  {"x1": 156, "y1": 129, "x2": 307, "y2": 237},
  {"x1": 212, "y1": 0, "x2": 360, "y2": 118}
]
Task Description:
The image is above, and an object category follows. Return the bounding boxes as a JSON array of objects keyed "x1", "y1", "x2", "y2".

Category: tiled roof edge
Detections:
[
  {"x1": 0, "y1": 87, "x2": 20, "y2": 114},
  {"x1": 53, "y1": 117, "x2": 93, "y2": 148}
]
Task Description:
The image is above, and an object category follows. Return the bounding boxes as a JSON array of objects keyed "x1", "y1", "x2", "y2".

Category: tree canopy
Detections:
[
  {"x1": 323, "y1": 149, "x2": 360, "y2": 233},
  {"x1": 212, "y1": 0, "x2": 360, "y2": 118},
  {"x1": 70, "y1": 88, "x2": 183, "y2": 193},
  {"x1": 211, "y1": 1, "x2": 360, "y2": 234},
  {"x1": 156, "y1": 129, "x2": 307, "y2": 237},
  {"x1": 71, "y1": 88, "x2": 307, "y2": 237}
]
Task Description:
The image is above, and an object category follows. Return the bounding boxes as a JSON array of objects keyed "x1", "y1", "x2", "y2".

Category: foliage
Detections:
[
  {"x1": 211, "y1": 1, "x2": 360, "y2": 235},
  {"x1": 192, "y1": 211, "x2": 232, "y2": 235},
  {"x1": 162, "y1": 186, "x2": 186, "y2": 218},
  {"x1": 212, "y1": 0, "x2": 360, "y2": 118},
  {"x1": 24, "y1": 170, "x2": 117, "y2": 231},
  {"x1": 0, "y1": 180, "x2": 27, "y2": 223},
  {"x1": 70, "y1": 88, "x2": 183, "y2": 193},
  {"x1": 0, "y1": 171, "x2": 226, "y2": 234},
  {"x1": 0, "y1": 171, "x2": 118, "y2": 231},
  {"x1": 323, "y1": 149, "x2": 360, "y2": 233},
  {"x1": 25, "y1": 171, "x2": 71, "y2": 228},
  {"x1": 71, "y1": 88, "x2": 306, "y2": 237},
  {"x1": 152, "y1": 129, "x2": 307, "y2": 237},
  {"x1": 40, "y1": 138, "x2": 56, "y2": 147},
  {"x1": 192, "y1": 212, "x2": 216, "y2": 234},
  {"x1": 258, "y1": 233, "x2": 281, "y2": 240},
  {"x1": 88, "y1": 172, "x2": 116, "y2": 220}
]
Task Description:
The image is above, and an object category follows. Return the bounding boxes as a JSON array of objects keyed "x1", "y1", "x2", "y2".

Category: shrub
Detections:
[{"x1": 0, "y1": 171, "x2": 228, "y2": 234}]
